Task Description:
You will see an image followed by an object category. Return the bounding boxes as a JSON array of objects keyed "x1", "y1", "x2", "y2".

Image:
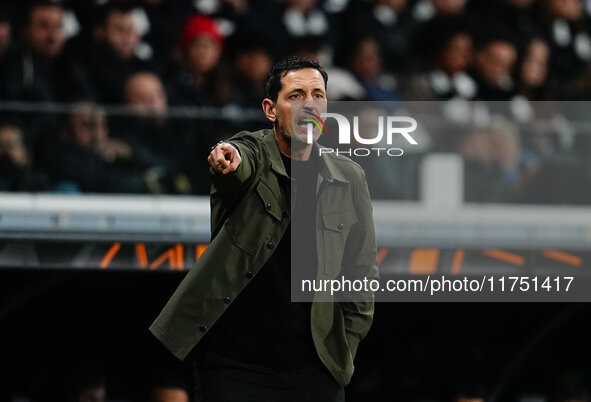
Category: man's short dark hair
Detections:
[
  {"x1": 265, "y1": 56, "x2": 328, "y2": 102},
  {"x1": 23, "y1": 0, "x2": 63, "y2": 26},
  {"x1": 95, "y1": 2, "x2": 135, "y2": 27}
]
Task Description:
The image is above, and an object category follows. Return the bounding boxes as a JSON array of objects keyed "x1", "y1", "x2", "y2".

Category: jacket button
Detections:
[
  {"x1": 246, "y1": 271, "x2": 253, "y2": 278},
  {"x1": 267, "y1": 241, "x2": 275, "y2": 249},
  {"x1": 266, "y1": 203, "x2": 272, "y2": 210},
  {"x1": 223, "y1": 296, "x2": 231, "y2": 304},
  {"x1": 338, "y1": 223, "x2": 344, "y2": 231},
  {"x1": 199, "y1": 325, "x2": 207, "y2": 332},
  {"x1": 282, "y1": 211, "x2": 290, "y2": 218}
]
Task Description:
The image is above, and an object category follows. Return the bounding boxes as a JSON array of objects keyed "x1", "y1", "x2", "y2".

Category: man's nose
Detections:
[{"x1": 302, "y1": 97, "x2": 317, "y2": 111}]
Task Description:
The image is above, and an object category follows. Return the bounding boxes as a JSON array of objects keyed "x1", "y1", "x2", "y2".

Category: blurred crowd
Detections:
[
  {"x1": 1, "y1": 0, "x2": 591, "y2": 199},
  {"x1": 10, "y1": 361, "x2": 589, "y2": 402}
]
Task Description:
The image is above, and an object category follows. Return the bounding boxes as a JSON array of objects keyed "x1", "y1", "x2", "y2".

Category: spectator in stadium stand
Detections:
[
  {"x1": 61, "y1": 2, "x2": 153, "y2": 104},
  {"x1": 149, "y1": 385, "x2": 190, "y2": 402},
  {"x1": 0, "y1": 0, "x2": 65, "y2": 101},
  {"x1": 166, "y1": 14, "x2": 232, "y2": 106},
  {"x1": 150, "y1": 56, "x2": 378, "y2": 401},
  {"x1": 288, "y1": 36, "x2": 366, "y2": 100},
  {"x1": 513, "y1": 36, "x2": 552, "y2": 101},
  {"x1": 468, "y1": 35, "x2": 519, "y2": 101},
  {"x1": 0, "y1": 7, "x2": 12, "y2": 62},
  {"x1": 458, "y1": 116, "x2": 536, "y2": 203},
  {"x1": 243, "y1": 0, "x2": 330, "y2": 59},
  {"x1": 137, "y1": 0, "x2": 195, "y2": 73},
  {"x1": 341, "y1": 0, "x2": 412, "y2": 73},
  {"x1": 118, "y1": 71, "x2": 196, "y2": 194},
  {"x1": 124, "y1": 71, "x2": 168, "y2": 118},
  {"x1": 509, "y1": 36, "x2": 561, "y2": 155},
  {"x1": 0, "y1": 123, "x2": 48, "y2": 191},
  {"x1": 540, "y1": 0, "x2": 591, "y2": 89},
  {"x1": 345, "y1": 35, "x2": 399, "y2": 101},
  {"x1": 403, "y1": 15, "x2": 476, "y2": 100},
  {"x1": 226, "y1": 30, "x2": 273, "y2": 108},
  {"x1": 146, "y1": 369, "x2": 191, "y2": 402},
  {"x1": 45, "y1": 102, "x2": 169, "y2": 194}
]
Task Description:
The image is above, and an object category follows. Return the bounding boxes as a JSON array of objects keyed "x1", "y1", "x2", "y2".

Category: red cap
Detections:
[{"x1": 180, "y1": 15, "x2": 224, "y2": 49}]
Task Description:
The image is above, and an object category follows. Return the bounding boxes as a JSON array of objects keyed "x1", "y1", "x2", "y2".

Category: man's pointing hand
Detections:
[{"x1": 208, "y1": 142, "x2": 242, "y2": 174}]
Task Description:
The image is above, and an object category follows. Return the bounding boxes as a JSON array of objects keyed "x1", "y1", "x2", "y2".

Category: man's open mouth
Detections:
[{"x1": 296, "y1": 116, "x2": 312, "y2": 127}]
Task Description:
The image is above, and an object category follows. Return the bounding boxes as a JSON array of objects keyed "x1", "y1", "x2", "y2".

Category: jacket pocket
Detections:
[
  {"x1": 321, "y1": 209, "x2": 358, "y2": 276},
  {"x1": 255, "y1": 180, "x2": 283, "y2": 221},
  {"x1": 225, "y1": 179, "x2": 283, "y2": 255}
]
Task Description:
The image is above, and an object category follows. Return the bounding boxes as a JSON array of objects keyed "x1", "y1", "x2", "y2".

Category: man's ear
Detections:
[{"x1": 262, "y1": 98, "x2": 276, "y2": 123}]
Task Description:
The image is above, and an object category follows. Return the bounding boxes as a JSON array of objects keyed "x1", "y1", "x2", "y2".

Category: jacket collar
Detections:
[
  {"x1": 262, "y1": 128, "x2": 348, "y2": 184},
  {"x1": 262, "y1": 129, "x2": 289, "y2": 178}
]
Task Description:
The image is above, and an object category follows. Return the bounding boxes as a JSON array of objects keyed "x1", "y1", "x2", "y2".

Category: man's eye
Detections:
[
  {"x1": 314, "y1": 94, "x2": 325, "y2": 99},
  {"x1": 290, "y1": 94, "x2": 301, "y2": 99}
]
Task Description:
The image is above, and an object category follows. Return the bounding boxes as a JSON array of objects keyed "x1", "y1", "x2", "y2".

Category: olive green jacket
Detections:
[{"x1": 149, "y1": 129, "x2": 378, "y2": 387}]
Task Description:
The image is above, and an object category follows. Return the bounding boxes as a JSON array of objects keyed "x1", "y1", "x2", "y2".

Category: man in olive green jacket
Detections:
[{"x1": 150, "y1": 57, "x2": 378, "y2": 399}]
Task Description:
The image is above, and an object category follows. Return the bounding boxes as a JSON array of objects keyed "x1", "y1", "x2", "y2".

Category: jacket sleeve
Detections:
[
  {"x1": 210, "y1": 132, "x2": 258, "y2": 194},
  {"x1": 339, "y1": 168, "x2": 379, "y2": 359},
  {"x1": 209, "y1": 132, "x2": 260, "y2": 240}
]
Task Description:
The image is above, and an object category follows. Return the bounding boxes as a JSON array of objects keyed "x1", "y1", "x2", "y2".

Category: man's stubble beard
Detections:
[{"x1": 278, "y1": 125, "x2": 310, "y2": 152}]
